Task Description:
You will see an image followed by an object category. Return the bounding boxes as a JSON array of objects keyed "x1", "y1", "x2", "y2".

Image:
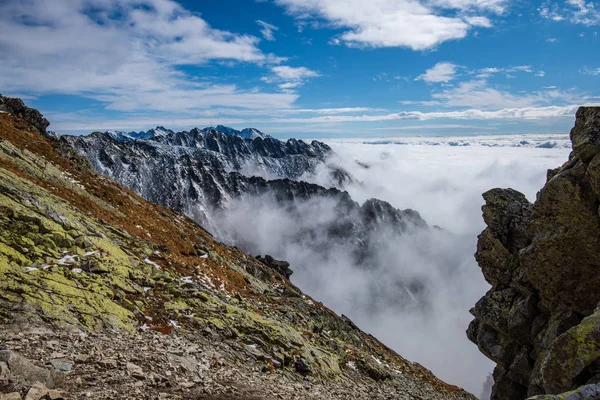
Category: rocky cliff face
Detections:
[
  {"x1": 0, "y1": 94, "x2": 49, "y2": 133},
  {"x1": 0, "y1": 99, "x2": 475, "y2": 399},
  {"x1": 468, "y1": 107, "x2": 600, "y2": 400}
]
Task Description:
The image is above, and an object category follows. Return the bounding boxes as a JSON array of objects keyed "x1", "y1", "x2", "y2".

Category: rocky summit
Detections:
[
  {"x1": 468, "y1": 107, "x2": 600, "y2": 400},
  {"x1": 0, "y1": 100, "x2": 475, "y2": 399}
]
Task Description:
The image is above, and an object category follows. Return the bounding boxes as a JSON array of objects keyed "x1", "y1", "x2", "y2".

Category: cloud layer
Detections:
[{"x1": 212, "y1": 137, "x2": 571, "y2": 395}]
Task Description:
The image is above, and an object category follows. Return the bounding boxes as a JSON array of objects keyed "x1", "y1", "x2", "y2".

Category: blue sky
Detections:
[{"x1": 0, "y1": 0, "x2": 599, "y2": 138}]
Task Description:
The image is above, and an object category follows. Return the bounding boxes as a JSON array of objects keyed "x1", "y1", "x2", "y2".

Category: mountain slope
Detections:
[
  {"x1": 0, "y1": 98, "x2": 474, "y2": 399},
  {"x1": 468, "y1": 107, "x2": 600, "y2": 400}
]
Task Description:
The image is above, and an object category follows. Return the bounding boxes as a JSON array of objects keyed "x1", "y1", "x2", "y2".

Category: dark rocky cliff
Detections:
[{"x1": 468, "y1": 107, "x2": 600, "y2": 400}]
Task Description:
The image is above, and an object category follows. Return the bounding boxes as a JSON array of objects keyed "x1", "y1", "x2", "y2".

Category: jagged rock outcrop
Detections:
[
  {"x1": 0, "y1": 94, "x2": 49, "y2": 134},
  {"x1": 256, "y1": 255, "x2": 294, "y2": 279},
  {"x1": 468, "y1": 107, "x2": 600, "y2": 400},
  {"x1": 0, "y1": 98, "x2": 476, "y2": 399}
]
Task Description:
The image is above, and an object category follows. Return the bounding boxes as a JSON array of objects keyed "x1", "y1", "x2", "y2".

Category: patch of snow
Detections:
[
  {"x1": 71, "y1": 268, "x2": 83, "y2": 274},
  {"x1": 84, "y1": 250, "x2": 99, "y2": 256},
  {"x1": 140, "y1": 323, "x2": 150, "y2": 332},
  {"x1": 24, "y1": 267, "x2": 39, "y2": 272},
  {"x1": 169, "y1": 320, "x2": 181, "y2": 329},
  {"x1": 144, "y1": 258, "x2": 161, "y2": 269},
  {"x1": 57, "y1": 255, "x2": 78, "y2": 265},
  {"x1": 180, "y1": 276, "x2": 194, "y2": 284},
  {"x1": 143, "y1": 287, "x2": 152, "y2": 292},
  {"x1": 371, "y1": 356, "x2": 382, "y2": 365},
  {"x1": 199, "y1": 254, "x2": 209, "y2": 259},
  {"x1": 347, "y1": 361, "x2": 356, "y2": 370}
]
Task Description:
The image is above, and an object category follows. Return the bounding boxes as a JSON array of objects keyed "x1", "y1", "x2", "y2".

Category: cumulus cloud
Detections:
[
  {"x1": 416, "y1": 62, "x2": 460, "y2": 83},
  {"x1": 0, "y1": 0, "x2": 292, "y2": 113},
  {"x1": 274, "y1": 0, "x2": 504, "y2": 50},
  {"x1": 257, "y1": 20, "x2": 279, "y2": 41}
]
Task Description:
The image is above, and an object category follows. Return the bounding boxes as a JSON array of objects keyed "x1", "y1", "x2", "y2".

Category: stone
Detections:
[
  {"x1": 571, "y1": 107, "x2": 600, "y2": 164},
  {"x1": 256, "y1": 255, "x2": 294, "y2": 279},
  {"x1": 73, "y1": 354, "x2": 91, "y2": 364},
  {"x1": 294, "y1": 357, "x2": 310, "y2": 375},
  {"x1": 0, "y1": 94, "x2": 50, "y2": 133},
  {"x1": 527, "y1": 383, "x2": 600, "y2": 399},
  {"x1": 126, "y1": 362, "x2": 145, "y2": 380},
  {"x1": 0, "y1": 393, "x2": 21, "y2": 400},
  {"x1": 468, "y1": 106, "x2": 600, "y2": 400},
  {"x1": 48, "y1": 390, "x2": 67, "y2": 400},
  {"x1": 0, "y1": 350, "x2": 61, "y2": 388},
  {"x1": 49, "y1": 360, "x2": 73, "y2": 372},
  {"x1": 539, "y1": 309, "x2": 600, "y2": 394},
  {"x1": 25, "y1": 382, "x2": 49, "y2": 400},
  {"x1": 98, "y1": 358, "x2": 117, "y2": 369}
]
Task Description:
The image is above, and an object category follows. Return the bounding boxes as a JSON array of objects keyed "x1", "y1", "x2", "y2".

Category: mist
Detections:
[{"x1": 214, "y1": 136, "x2": 571, "y2": 397}]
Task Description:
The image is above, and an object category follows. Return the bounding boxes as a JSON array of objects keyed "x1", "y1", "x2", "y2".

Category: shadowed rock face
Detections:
[{"x1": 468, "y1": 107, "x2": 600, "y2": 400}]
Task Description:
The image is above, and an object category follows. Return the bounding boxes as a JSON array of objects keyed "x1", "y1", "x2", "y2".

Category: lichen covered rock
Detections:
[{"x1": 468, "y1": 107, "x2": 600, "y2": 400}]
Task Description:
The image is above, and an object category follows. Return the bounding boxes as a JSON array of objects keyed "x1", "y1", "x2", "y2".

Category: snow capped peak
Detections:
[
  {"x1": 240, "y1": 128, "x2": 268, "y2": 140},
  {"x1": 101, "y1": 125, "x2": 270, "y2": 143},
  {"x1": 203, "y1": 125, "x2": 269, "y2": 140},
  {"x1": 145, "y1": 126, "x2": 174, "y2": 139}
]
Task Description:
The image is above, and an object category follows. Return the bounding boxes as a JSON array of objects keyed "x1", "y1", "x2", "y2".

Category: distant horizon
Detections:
[
  {"x1": 1, "y1": 0, "x2": 599, "y2": 138},
  {"x1": 53, "y1": 123, "x2": 571, "y2": 140}
]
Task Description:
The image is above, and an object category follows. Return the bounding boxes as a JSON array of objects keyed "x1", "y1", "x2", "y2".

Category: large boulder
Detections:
[
  {"x1": 0, "y1": 94, "x2": 50, "y2": 133},
  {"x1": 468, "y1": 107, "x2": 600, "y2": 400}
]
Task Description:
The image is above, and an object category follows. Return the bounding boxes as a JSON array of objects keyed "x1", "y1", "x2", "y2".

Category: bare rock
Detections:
[
  {"x1": 0, "y1": 94, "x2": 50, "y2": 133},
  {"x1": 468, "y1": 107, "x2": 600, "y2": 400}
]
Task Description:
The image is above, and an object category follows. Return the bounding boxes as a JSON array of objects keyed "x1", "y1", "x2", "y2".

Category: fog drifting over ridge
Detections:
[{"x1": 216, "y1": 135, "x2": 571, "y2": 397}]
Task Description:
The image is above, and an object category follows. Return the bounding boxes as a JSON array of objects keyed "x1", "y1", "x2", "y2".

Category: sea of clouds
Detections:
[{"x1": 217, "y1": 134, "x2": 571, "y2": 398}]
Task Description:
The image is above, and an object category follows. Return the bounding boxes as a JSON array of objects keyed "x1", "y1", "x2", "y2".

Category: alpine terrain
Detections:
[{"x1": 0, "y1": 97, "x2": 476, "y2": 399}]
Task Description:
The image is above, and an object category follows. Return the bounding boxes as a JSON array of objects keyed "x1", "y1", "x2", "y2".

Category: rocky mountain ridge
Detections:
[
  {"x1": 60, "y1": 126, "x2": 357, "y2": 228},
  {"x1": 0, "y1": 97, "x2": 474, "y2": 399},
  {"x1": 60, "y1": 119, "x2": 426, "y2": 270},
  {"x1": 468, "y1": 106, "x2": 600, "y2": 399}
]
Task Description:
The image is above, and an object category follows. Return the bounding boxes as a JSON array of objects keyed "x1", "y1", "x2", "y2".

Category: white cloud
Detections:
[
  {"x1": 406, "y1": 79, "x2": 588, "y2": 113},
  {"x1": 262, "y1": 65, "x2": 321, "y2": 93},
  {"x1": 539, "y1": 0, "x2": 600, "y2": 25},
  {"x1": 271, "y1": 66, "x2": 321, "y2": 80},
  {"x1": 373, "y1": 124, "x2": 497, "y2": 130},
  {"x1": 263, "y1": 104, "x2": 586, "y2": 124},
  {"x1": 274, "y1": 0, "x2": 504, "y2": 50},
  {"x1": 547, "y1": 37, "x2": 559, "y2": 42},
  {"x1": 417, "y1": 62, "x2": 460, "y2": 83},
  {"x1": 282, "y1": 107, "x2": 387, "y2": 114},
  {"x1": 0, "y1": 0, "x2": 293, "y2": 113},
  {"x1": 464, "y1": 16, "x2": 493, "y2": 27},
  {"x1": 257, "y1": 20, "x2": 279, "y2": 41},
  {"x1": 472, "y1": 65, "x2": 544, "y2": 78},
  {"x1": 581, "y1": 66, "x2": 600, "y2": 75}
]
